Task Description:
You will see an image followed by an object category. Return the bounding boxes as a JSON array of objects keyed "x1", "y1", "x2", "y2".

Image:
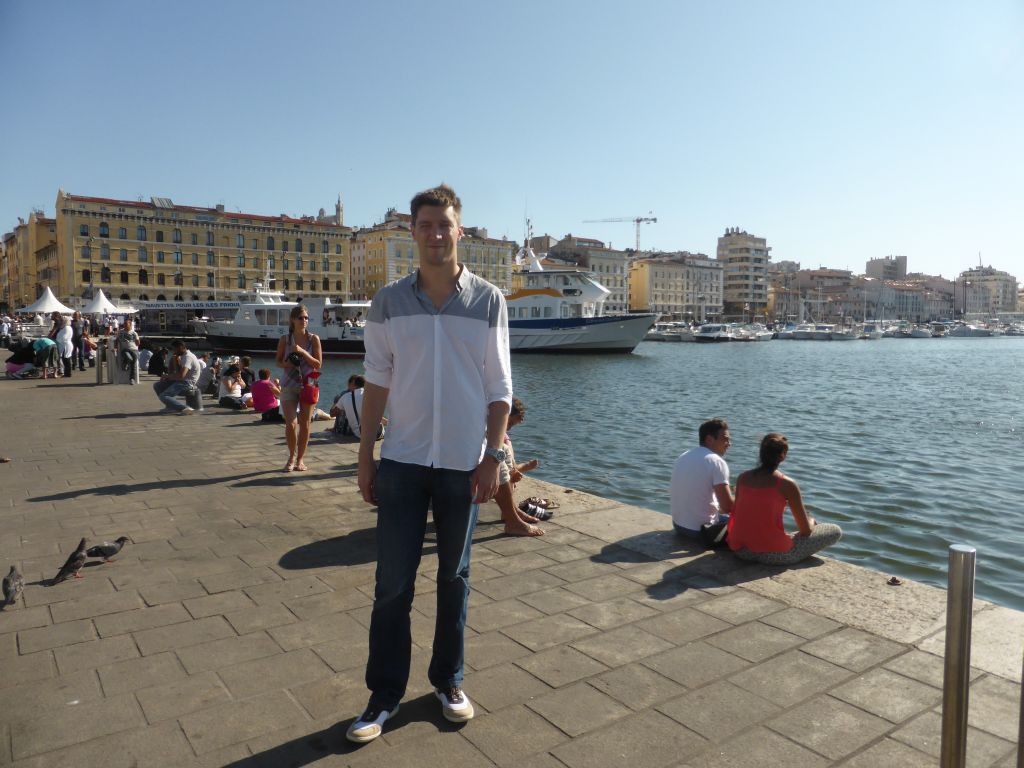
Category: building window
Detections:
[
  {"x1": 322, "y1": 277, "x2": 329, "y2": 291},
  {"x1": 119, "y1": 248, "x2": 128, "y2": 261},
  {"x1": 79, "y1": 224, "x2": 89, "y2": 236},
  {"x1": 206, "y1": 273, "x2": 215, "y2": 287},
  {"x1": 206, "y1": 231, "x2": 214, "y2": 246},
  {"x1": 322, "y1": 258, "x2": 329, "y2": 272},
  {"x1": 156, "y1": 230, "x2": 164, "y2": 243},
  {"x1": 157, "y1": 251, "x2": 165, "y2": 263},
  {"x1": 99, "y1": 222, "x2": 109, "y2": 238},
  {"x1": 236, "y1": 234, "x2": 244, "y2": 248},
  {"x1": 335, "y1": 261, "x2": 342, "y2": 272},
  {"x1": 283, "y1": 259, "x2": 289, "y2": 270},
  {"x1": 296, "y1": 276, "x2": 304, "y2": 290},
  {"x1": 206, "y1": 251, "x2": 214, "y2": 266},
  {"x1": 137, "y1": 225, "x2": 147, "y2": 241},
  {"x1": 100, "y1": 243, "x2": 110, "y2": 260},
  {"x1": 173, "y1": 250, "x2": 182, "y2": 264},
  {"x1": 293, "y1": 238, "x2": 301, "y2": 252},
  {"x1": 139, "y1": 294, "x2": 149, "y2": 301},
  {"x1": 251, "y1": 238, "x2": 258, "y2": 249},
  {"x1": 310, "y1": 259, "x2": 317, "y2": 272},
  {"x1": 237, "y1": 255, "x2": 245, "y2": 268},
  {"x1": 138, "y1": 246, "x2": 149, "y2": 263},
  {"x1": 267, "y1": 236, "x2": 275, "y2": 250},
  {"x1": 191, "y1": 252, "x2": 198, "y2": 265},
  {"x1": 82, "y1": 268, "x2": 91, "y2": 284},
  {"x1": 191, "y1": 232, "x2": 198, "y2": 245},
  {"x1": 118, "y1": 227, "x2": 127, "y2": 239},
  {"x1": 191, "y1": 274, "x2": 199, "y2": 287},
  {"x1": 237, "y1": 274, "x2": 246, "y2": 289},
  {"x1": 101, "y1": 266, "x2": 111, "y2": 283},
  {"x1": 283, "y1": 278, "x2": 290, "y2": 290},
  {"x1": 308, "y1": 241, "x2": 315, "y2": 254},
  {"x1": 173, "y1": 228, "x2": 181, "y2": 243},
  {"x1": 157, "y1": 273, "x2": 166, "y2": 286},
  {"x1": 296, "y1": 256, "x2": 304, "y2": 270},
  {"x1": 336, "y1": 280, "x2": 342, "y2": 291},
  {"x1": 335, "y1": 243, "x2": 341, "y2": 255},
  {"x1": 322, "y1": 240, "x2": 329, "y2": 253},
  {"x1": 82, "y1": 244, "x2": 91, "y2": 259},
  {"x1": 120, "y1": 271, "x2": 129, "y2": 284},
  {"x1": 139, "y1": 269, "x2": 149, "y2": 285},
  {"x1": 282, "y1": 240, "x2": 288, "y2": 253},
  {"x1": 174, "y1": 271, "x2": 183, "y2": 286},
  {"x1": 269, "y1": 256, "x2": 275, "y2": 269},
  {"x1": 252, "y1": 256, "x2": 259, "y2": 270}
]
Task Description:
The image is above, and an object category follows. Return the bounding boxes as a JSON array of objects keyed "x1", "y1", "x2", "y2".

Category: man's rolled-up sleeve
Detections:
[
  {"x1": 484, "y1": 293, "x2": 513, "y2": 406},
  {"x1": 362, "y1": 295, "x2": 393, "y2": 390}
]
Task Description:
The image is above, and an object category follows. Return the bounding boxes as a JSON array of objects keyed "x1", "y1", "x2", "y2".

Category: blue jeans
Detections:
[
  {"x1": 153, "y1": 379, "x2": 193, "y2": 411},
  {"x1": 366, "y1": 458, "x2": 478, "y2": 709}
]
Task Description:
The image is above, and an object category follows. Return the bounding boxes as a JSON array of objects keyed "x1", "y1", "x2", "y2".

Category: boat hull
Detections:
[
  {"x1": 509, "y1": 313, "x2": 657, "y2": 354},
  {"x1": 208, "y1": 312, "x2": 658, "y2": 357}
]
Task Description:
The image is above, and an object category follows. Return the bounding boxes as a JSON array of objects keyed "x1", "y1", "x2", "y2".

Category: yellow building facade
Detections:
[
  {"x1": 48, "y1": 190, "x2": 351, "y2": 306},
  {"x1": 2, "y1": 213, "x2": 57, "y2": 310},
  {"x1": 629, "y1": 253, "x2": 724, "y2": 321}
]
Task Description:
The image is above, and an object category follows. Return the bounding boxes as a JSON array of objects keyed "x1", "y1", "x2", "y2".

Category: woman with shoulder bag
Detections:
[{"x1": 275, "y1": 304, "x2": 322, "y2": 472}]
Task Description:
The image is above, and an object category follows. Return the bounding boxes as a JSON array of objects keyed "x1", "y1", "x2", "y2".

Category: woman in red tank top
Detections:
[{"x1": 727, "y1": 433, "x2": 815, "y2": 555}]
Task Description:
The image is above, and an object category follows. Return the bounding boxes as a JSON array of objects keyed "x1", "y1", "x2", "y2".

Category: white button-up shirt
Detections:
[{"x1": 363, "y1": 267, "x2": 513, "y2": 471}]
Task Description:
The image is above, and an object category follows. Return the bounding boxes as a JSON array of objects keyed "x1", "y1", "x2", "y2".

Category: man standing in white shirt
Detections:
[
  {"x1": 348, "y1": 184, "x2": 513, "y2": 743},
  {"x1": 670, "y1": 418, "x2": 734, "y2": 540}
]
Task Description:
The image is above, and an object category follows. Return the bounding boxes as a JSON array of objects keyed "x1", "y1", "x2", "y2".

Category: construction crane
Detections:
[{"x1": 582, "y1": 214, "x2": 657, "y2": 252}]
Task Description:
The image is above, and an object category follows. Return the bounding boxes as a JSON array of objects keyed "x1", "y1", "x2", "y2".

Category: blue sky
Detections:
[{"x1": 2, "y1": 0, "x2": 1021, "y2": 280}]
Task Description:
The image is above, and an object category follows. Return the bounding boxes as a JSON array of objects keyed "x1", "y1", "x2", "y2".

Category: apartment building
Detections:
[
  {"x1": 548, "y1": 234, "x2": 631, "y2": 313},
  {"x1": 717, "y1": 227, "x2": 770, "y2": 317},
  {"x1": 628, "y1": 252, "x2": 723, "y2": 320}
]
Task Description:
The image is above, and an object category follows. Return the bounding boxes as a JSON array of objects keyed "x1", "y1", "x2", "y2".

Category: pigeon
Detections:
[
  {"x1": 86, "y1": 537, "x2": 129, "y2": 563},
  {"x1": 52, "y1": 538, "x2": 88, "y2": 584},
  {"x1": 2, "y1": 565, "x2": 23, "y2": 609}
]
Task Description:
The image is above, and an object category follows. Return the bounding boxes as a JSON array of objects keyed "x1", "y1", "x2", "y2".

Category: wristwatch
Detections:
[{"x1": 484, "y1": 446, "x2": 508, "y2": 464}]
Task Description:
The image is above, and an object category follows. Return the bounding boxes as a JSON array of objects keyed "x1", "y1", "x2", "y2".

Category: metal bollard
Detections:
[
  {"x1": 1018, "y1": 645, "x2": 1023, "y2": 768},
  {"x1": 95, "y1": 341, "x2": 105, "y2": 385},
  {"x1": 940, "y1": 544, "x2": 976, "y2": 768}
]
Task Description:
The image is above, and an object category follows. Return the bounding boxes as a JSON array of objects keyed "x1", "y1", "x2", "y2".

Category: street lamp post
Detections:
[{"x1": 87, "y1": 236, "x2": 95, "y2": 300}]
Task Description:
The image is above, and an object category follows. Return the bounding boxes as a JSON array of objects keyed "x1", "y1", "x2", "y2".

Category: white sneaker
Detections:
[
  {"x1": 180, "y1": 407, "x2": 195, "y2": 415},
  {"x1": 436, "y1": 686, "x2": 474, "y2": 723},
  {"x1": 345, "y1": 704, "x2": 398, "y2": 743}
]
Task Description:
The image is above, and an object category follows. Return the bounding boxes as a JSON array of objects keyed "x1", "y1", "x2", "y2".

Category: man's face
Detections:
[
  {"x1": 708, "y1": 429, "x2": 731, "y2": 457},
  {"x1": 412, "y1": 205, "x2": 462, "y2": 268}
]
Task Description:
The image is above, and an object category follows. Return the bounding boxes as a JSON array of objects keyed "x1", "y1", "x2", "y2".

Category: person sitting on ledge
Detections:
[
  {"x1": 251, "y1": 368, "x2": 285, "y2": 423},
  {"x1": 727, "y1": 433, "x2": 842, "y2": 565},
  {"x1": 218, "y1": 364, "x2": 250, "y2": 410},
  {"x1": 671, "y1": 418, "x2": 734, "y2": 543},
  {"x1": 493, "y1": 397, "x2": 545, "y2": 537},
  {"x1": 152, "y1": 339, "x2": 201, "y2": 414}
]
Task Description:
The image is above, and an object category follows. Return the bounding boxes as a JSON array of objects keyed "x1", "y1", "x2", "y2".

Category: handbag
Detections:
[{"x1": 299, "y1": 371, "x2": 320, "y2": 405}]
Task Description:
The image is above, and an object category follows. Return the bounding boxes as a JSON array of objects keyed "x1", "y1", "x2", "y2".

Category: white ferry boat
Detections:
[
  {"x1": 206, "y1": 254, "x2": 657, "y2": 357},
  {"x1": 505, "y1": 254, "x2": 657, "y2": 353},
  {"x1": 204, "y1": 278, "x2": 369, "y2": 358}
]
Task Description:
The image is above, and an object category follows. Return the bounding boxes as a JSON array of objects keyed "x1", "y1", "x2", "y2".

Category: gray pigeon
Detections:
[
  {"x1": 52, "y1": 538, "x2": 87, "y2": 584},
  {"x1": 2, "y1": 565, "x2": 23, "y2": 609},
  {"x1": 86, "y1": 537, "x2": 129, "y2": 563}
]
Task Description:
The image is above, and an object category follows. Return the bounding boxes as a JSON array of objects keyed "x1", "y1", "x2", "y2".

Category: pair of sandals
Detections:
[
  {"x1": 284, "y1": 459, "x2": 308, "y2": 472},
  {"x1": 518, "y1": 497, "x2": 558, "y2": 521}
]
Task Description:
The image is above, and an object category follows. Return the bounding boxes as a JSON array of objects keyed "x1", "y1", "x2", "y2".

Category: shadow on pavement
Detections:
[
  {"x1": 594, "y1": 529, "x2": 827, "y2": 604},
  {"x1": 28, "y1": 470, "x2": 275, "y2": 501},
  {"x1": 278, "y1": 526, "x2": 379, "y2": 569},
  {"x1": 220, "y1": 693, "x2": 461, "y2": 767}
]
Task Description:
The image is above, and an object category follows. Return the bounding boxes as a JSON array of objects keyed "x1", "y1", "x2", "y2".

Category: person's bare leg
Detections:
[
  {"x1": 281, "y1": 400, "x2": 298, "y2": 470},
  {"x1": 294, "y1": 402, "x2": 312, "y2": 470},
  {"x1": 495, "y1": 483, "x2": 542, "y2": 536}
]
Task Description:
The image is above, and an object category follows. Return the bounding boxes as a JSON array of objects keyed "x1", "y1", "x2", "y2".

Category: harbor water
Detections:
[{"x1": 252, "y1": 336, "x2": 1023, "y2": 611}]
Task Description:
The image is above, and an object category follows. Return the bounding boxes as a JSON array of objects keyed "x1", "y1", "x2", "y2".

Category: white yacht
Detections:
[
  {"x1": 860, "y1": 322, "x2": 884, "y2": 340},
  {"x1": 909, "y1": 325, "x2": 933, "y2": 338},
  {"x1": 811, "y1": 323, "x2": 835, "y2": 341},
  {"x1": 792, "y1": 323, "x2": 817, "y2": 340},
  {"x1": 506, "y1": 262, "x2": 657, "y2": 353},
  {"x1": 694, "y1": 323, "x2": 735, "y2": 343}
]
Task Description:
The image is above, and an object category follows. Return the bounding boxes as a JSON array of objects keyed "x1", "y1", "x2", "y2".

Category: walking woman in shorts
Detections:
[
  {"x1": 276, "y1": 304, "x2": 322, "y2": 472},
  {"x1": 727, "y1": 433, "x2": 842, "y2": 565}
]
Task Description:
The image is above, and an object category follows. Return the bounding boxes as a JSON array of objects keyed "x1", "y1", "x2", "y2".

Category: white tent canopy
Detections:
[
  {"x1": 17, "y1": 286, "x2": 75, "y2": 315},
  {"x1": 82, "y1": 289, "x2": 137, "y2": 315}
]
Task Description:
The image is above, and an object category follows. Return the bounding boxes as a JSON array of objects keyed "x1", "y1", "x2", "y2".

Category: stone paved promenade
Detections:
[{"x1": 0, "y1": 373, "x2": 1020, "y2": 767}]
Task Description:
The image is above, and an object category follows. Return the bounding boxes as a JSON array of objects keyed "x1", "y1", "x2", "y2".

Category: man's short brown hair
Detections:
[{"x1": 410, "y1": 184, "x2": 461, "y2": 226}]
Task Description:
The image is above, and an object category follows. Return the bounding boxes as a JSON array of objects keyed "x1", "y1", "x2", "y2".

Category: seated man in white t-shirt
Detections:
[
  {"x1": 330, "y1": 374, "x2": 367, "y2": 437},
  {"x1": 670, "y1": 418, "x2": 734, "y2": 540}
]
